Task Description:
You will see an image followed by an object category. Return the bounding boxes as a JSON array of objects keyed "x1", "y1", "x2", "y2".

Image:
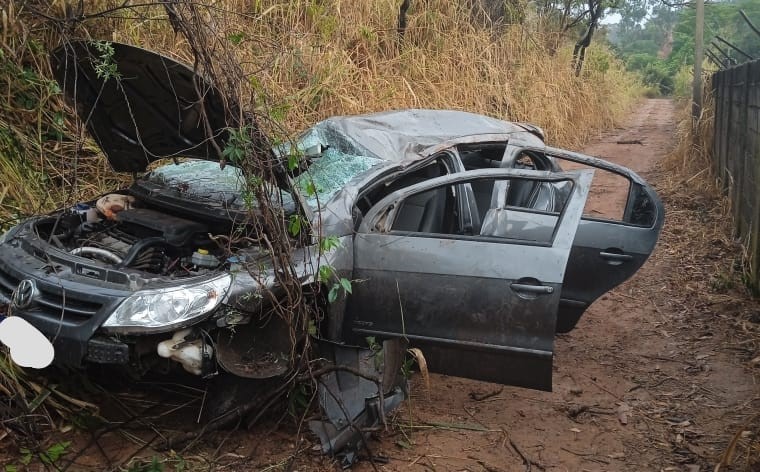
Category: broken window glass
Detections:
[
  {"x1": 285, "y1": 127, "x2": 385, "y2": 208},
  {"x1": 145, "y1": 160, "x2": 295, "y2": 212}
]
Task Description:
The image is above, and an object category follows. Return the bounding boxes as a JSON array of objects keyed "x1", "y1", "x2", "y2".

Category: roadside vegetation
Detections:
[
  {"x1": 608, "y1": 0, "x2": 760, "y2": 97},
  {"x1": 0, "y1": 0, "x2": 643, "y2": 229},
  {"x1": 661, "y1": 88, "x2": 760, "y2": 471}
]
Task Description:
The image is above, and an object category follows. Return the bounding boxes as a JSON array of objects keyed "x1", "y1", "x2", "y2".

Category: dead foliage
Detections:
[
  {"x1": 0, "y1": 0, "x2": 644, "y2": 227},
  {"x1": 0, "y1": 1, "x2": 125, "y2": 231},
  {"x1": 655, "y1": 97, "x2": 760, "y2": 471}
]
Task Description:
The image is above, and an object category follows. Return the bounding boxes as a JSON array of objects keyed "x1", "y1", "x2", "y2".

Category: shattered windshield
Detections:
[
  {"x1": 290, "y1": 128, "x2": 385, "y2": 208},
  {"x1": 144, "y1": 128, "x2": 384, "y2": 211},
  {"x1": 144, "y1": 160, "x2": 294, "y2": 212}
]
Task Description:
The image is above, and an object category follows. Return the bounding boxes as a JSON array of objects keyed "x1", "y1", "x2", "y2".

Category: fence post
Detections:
[
  {"x1": 737, "y1": 63, "x2": 750, "y2": 239},
  {"x1": 722, "y1": 66, "x2": 733, "y2": 190},
  {"x1": 714, "y1": 71, "x2": 725, "y2": 181}
]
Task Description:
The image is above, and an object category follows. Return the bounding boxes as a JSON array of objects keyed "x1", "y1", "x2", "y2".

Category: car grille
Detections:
[{"x1": 0, "y1": 265, "x2": 104, "y2": 322}]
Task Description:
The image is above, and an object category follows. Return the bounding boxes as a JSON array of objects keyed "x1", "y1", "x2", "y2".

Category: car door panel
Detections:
[
  {"x1": 506, "y1": 146, "x2": 664, "y2": 332},
  {"x1": 345, "y1": 168, "x2": 592, "y2": 391}
]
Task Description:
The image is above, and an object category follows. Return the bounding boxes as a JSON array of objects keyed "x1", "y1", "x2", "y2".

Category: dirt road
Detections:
[{"x1": 349, "y1": 99, "x2": 759, "y2": 472}]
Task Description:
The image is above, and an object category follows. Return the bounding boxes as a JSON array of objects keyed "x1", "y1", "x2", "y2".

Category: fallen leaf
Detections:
[
  {"x1": 407, "y1": 347, "x2": 430, "y2": 399},
  {"x1": 617, "y1": 403, "x2": 632, "y2": 425},
  {"x1": 666, "y1": 419, "x2": 691, "y2": 427},
  {"x1": 396, "y1": 439, "x2": 412, "y2": 449},
  {"x1": 570, "y1": 427, "x2": 581, "y2": 433}
]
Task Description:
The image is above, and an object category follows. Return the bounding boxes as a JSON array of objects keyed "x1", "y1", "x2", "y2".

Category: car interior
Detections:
[
  {"x1": 390, "y1": 165, "x2": 454, "y2": 233},
  {"x1": 355, "y1": 145, "x2": 572, "y2": 238},
  {"x1": 354, "y1": 155, "x2": 455, "y2": 232}
]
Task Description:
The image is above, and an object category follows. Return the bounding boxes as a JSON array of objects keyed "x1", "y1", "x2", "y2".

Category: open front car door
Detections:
[{"x1": 345, "y1": 168, "x2": 592, "y2": 391}]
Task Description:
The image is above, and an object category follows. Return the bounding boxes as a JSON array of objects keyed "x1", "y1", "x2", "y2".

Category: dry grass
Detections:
[
  {"x1": 104, "y1": 0, "x2": 640, "y2": 148},
  {"x1": 660, "y1": 96, "x2": 760, "y2": 472},
  {"x1": 0, "y1": 1, "x2": 125, "y2": 230},
  {"x1": 0, "y1": 0, "x2": 642, "y2": 228}
]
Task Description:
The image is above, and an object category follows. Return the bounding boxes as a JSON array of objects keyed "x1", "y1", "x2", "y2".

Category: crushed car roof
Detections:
[{"x1": 310, "y1": 109, "x2": 543, "y2": 163}]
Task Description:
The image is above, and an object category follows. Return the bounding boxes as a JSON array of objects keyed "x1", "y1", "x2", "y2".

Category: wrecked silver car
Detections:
[{"x1": 0, "y1": 42, "x2": 663, "y2": 464}]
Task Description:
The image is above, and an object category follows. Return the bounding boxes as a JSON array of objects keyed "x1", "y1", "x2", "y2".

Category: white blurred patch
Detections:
[{"x1": 0, "y1": 317, "x2": 54, "y2": 369}]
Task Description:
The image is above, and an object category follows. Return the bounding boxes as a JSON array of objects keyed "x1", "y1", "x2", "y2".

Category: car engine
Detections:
[{"x1": 34, "y1": 195, "x2": 226, "y2": 277}]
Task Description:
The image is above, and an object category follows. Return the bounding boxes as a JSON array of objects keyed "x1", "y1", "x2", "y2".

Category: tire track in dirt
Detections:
[{"x1": 353, "y1": 99, "x2": 758, "y2": 472}]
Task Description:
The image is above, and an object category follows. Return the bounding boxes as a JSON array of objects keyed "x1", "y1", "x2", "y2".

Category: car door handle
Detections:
[
  {"x1": 510, "y1": 283, "x2": 554, "y2": 294},
  {"x1": 599, "y1": 251, "x2": 633, "y2": 262}
]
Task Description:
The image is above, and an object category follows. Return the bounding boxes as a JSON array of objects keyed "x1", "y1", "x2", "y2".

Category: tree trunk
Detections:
[
  {"x1": 398, "y1": 0, "x2": 411, "y2": 45},
  {"x1": 572, "y1": 0, "x2": 604, "y2": 76}
]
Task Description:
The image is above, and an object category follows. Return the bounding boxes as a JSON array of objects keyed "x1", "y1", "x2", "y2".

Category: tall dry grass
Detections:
[
  {"x1": 0, "y1": 0, "x2": 643, "y2": 228},
  {"x1": 664, "y1": 92, "x2": 760, "y2": 472},
  {"x1": 0, "y1": 2, "x2": 124, "y2": 230},
  {"x1": 106, "y1": 0, "x2": 641, "y2": 146}
]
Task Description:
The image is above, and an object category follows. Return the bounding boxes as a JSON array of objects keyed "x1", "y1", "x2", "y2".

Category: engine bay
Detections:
[{"x1": 34, "y1": 194, "x2": 234, "y2": 278}]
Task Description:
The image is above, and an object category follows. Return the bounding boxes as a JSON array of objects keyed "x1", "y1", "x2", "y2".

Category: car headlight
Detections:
[{"x1": 102, "y1": 275, "x2": 232, "y2": 334}]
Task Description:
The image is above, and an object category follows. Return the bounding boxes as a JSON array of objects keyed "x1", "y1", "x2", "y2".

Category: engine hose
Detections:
[
  {"x1": 70, "y1": 247, "x2": 123, "y2": 264},
  {"x1": 135, "y1": 251, "x2": 162, "y2": 264},
  {"x1": 135, "y1": 252, "x2": 154, "y2": 261},
  {"x1": 51, "y1": 227, "x2": 75, "y2": 244},
  {"x1": 116, "y1": 237, "x2": 166, "y2": 269}
]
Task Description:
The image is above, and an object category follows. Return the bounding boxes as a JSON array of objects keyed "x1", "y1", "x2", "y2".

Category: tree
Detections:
[
  {"x1": 533, "y1": 0, "x2": 622, "y2": 73},
  {"x1": 665, "y1": 0, "x2": 760, "y2": 70},
  {"x1": 572, "y1": 0, "x2": 607, "y2": 75}
]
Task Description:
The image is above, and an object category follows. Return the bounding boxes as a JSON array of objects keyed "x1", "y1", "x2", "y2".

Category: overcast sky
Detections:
[{"x1": 602, "y1": 12, "x2": 622, "y2": 25}]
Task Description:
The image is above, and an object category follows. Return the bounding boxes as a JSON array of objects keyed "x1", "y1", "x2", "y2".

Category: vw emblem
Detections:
[{"x1": 12, "y1": 279, "x2": 37, "y2": 309}]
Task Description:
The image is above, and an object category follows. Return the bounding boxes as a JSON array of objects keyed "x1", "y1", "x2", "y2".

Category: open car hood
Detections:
[{"x1": 51, "y1": 41, "x2": 228, "y2": 173}]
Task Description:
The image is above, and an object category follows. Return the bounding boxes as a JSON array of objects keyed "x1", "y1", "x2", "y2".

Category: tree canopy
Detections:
[{"x1": 608, "y1": 0, "x2": 760, "y2": 95}]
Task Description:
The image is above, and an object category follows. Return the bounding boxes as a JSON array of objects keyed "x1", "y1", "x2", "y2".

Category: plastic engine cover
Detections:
[{"x1": 115, "y1": 208, "x2": 208, "y2": 246}]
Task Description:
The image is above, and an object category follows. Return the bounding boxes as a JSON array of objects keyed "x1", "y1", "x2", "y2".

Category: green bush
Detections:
[
  {"x1": 672, "y1": 64, "x2": 693, "y2": 98},
  {"x1": 640, "y1": 60, "x2": 674, "y2": 96},
  {"x1": 625, "y1": 53, "x2": 658, "y2": 72}
]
